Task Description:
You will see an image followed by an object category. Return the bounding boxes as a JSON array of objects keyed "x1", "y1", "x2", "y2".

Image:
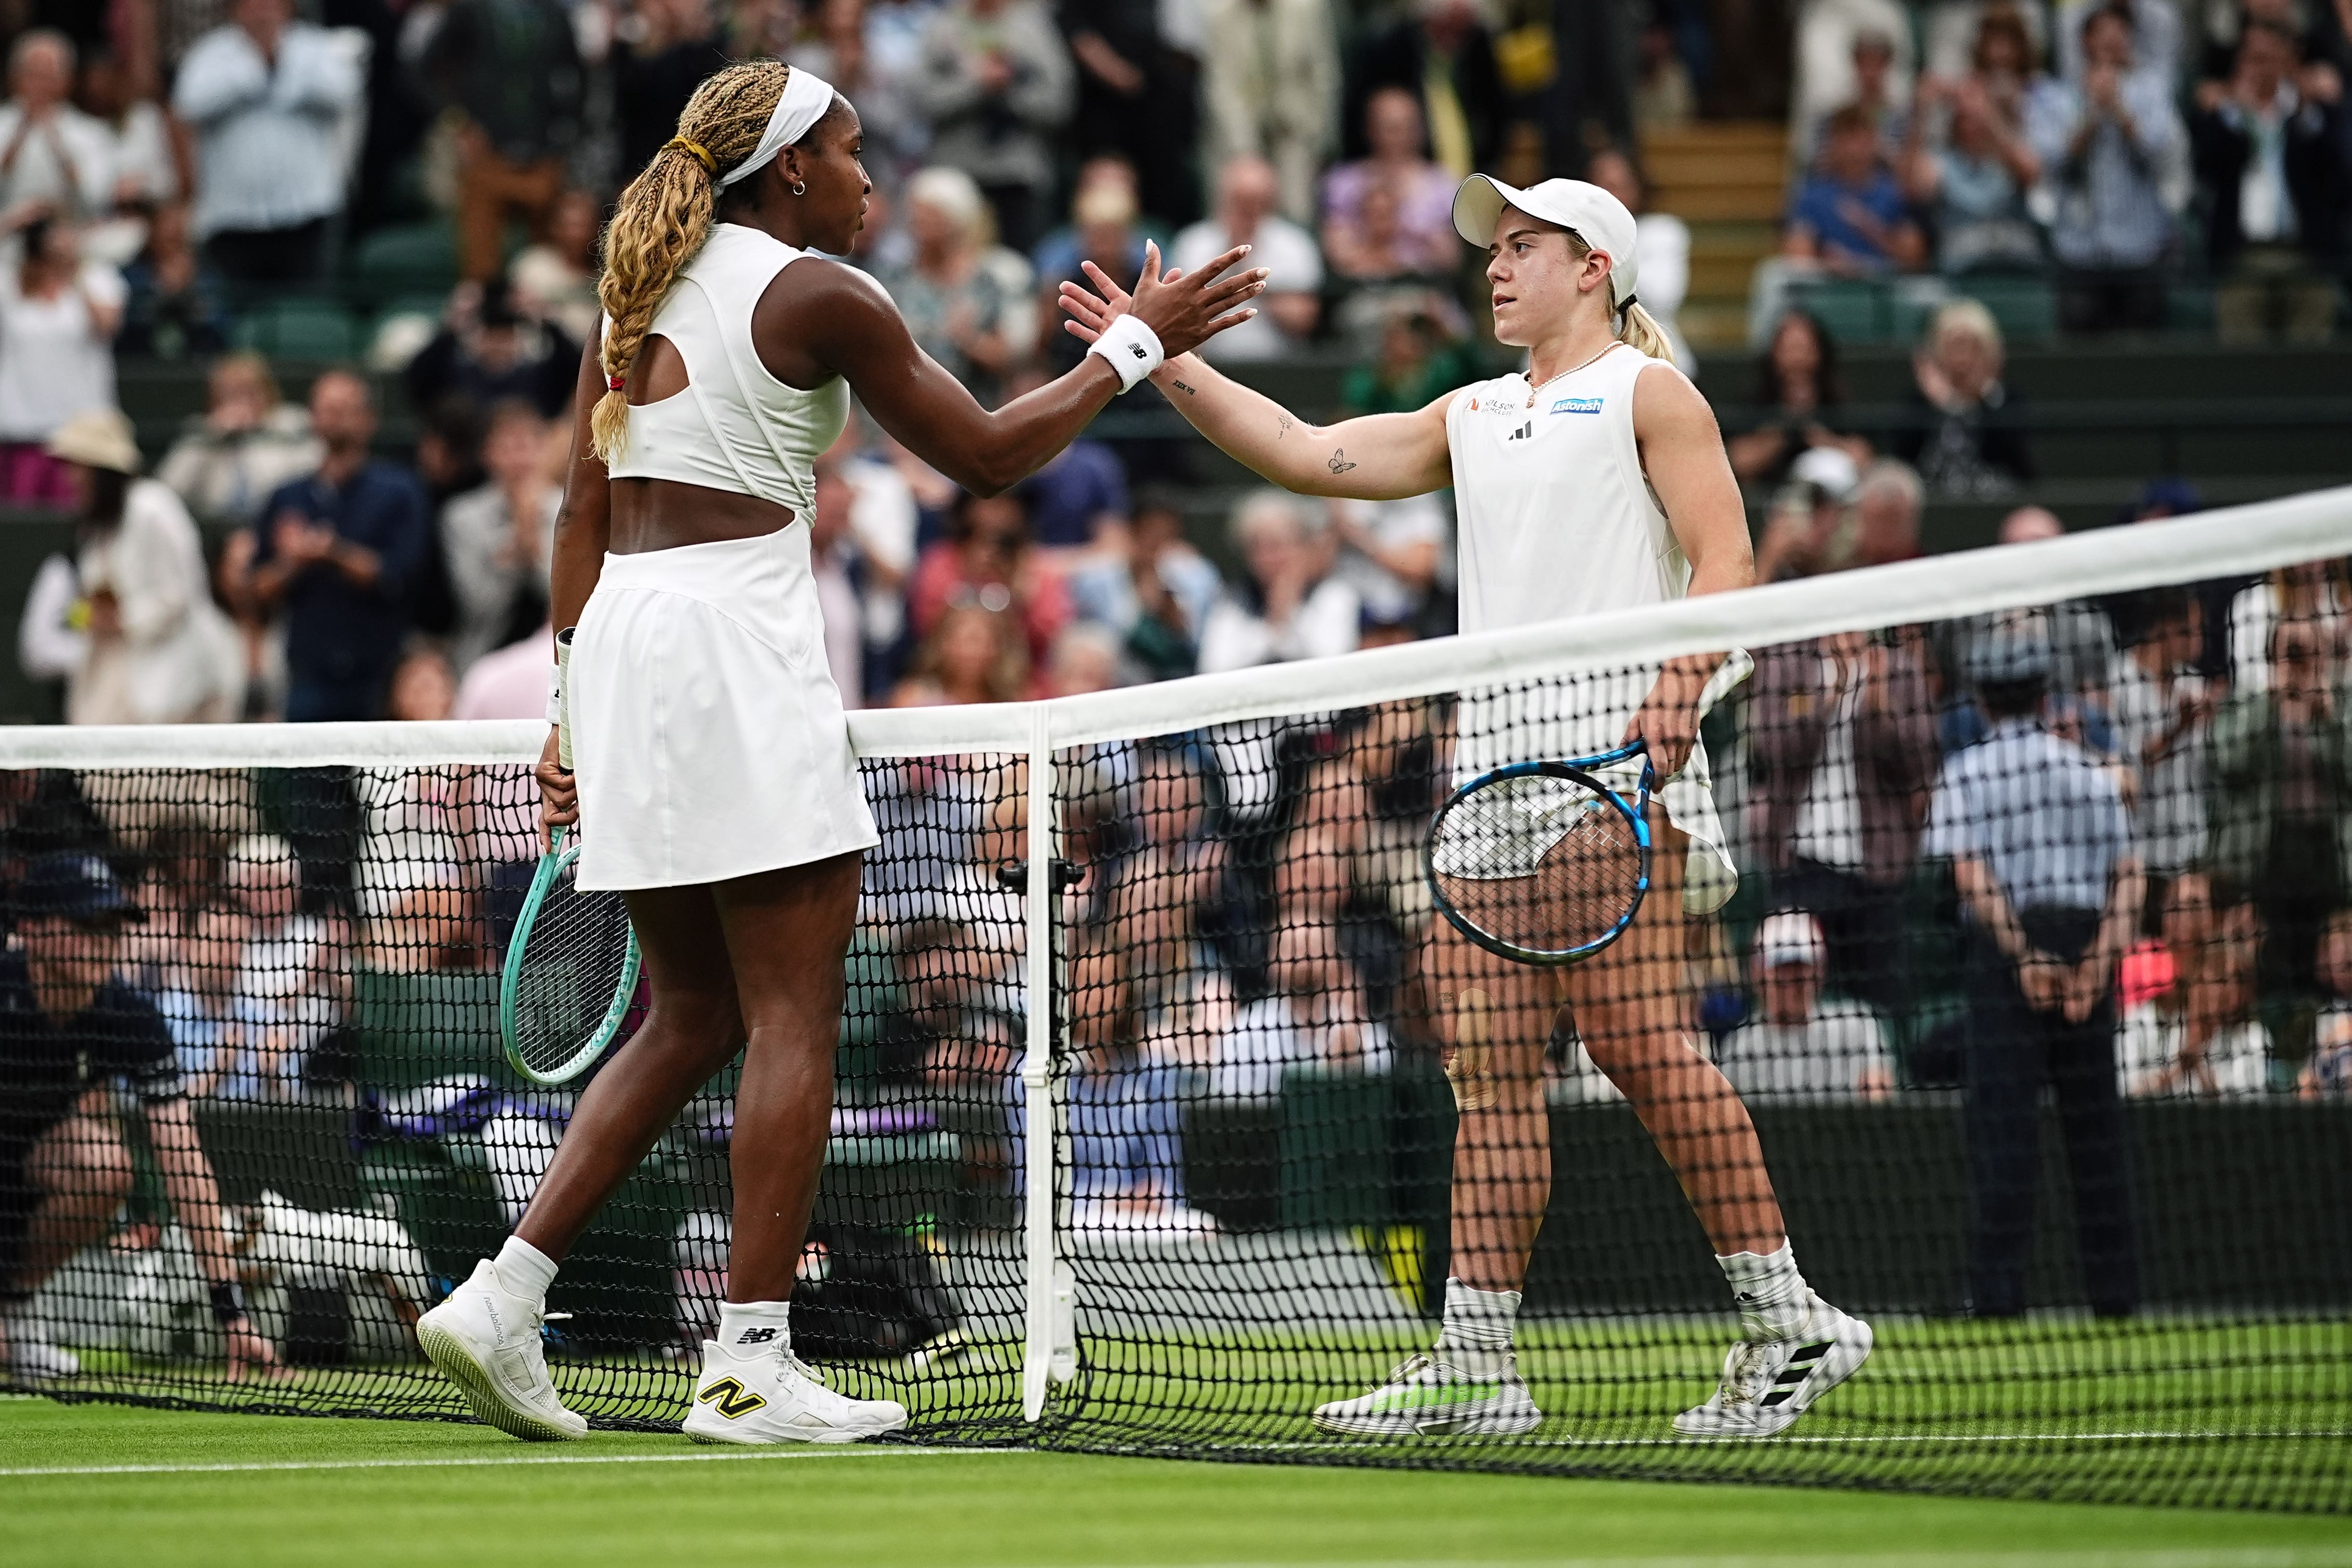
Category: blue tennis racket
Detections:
[{"x1": 1425, "y1": 652, "x2": 1752, "y2": 966}]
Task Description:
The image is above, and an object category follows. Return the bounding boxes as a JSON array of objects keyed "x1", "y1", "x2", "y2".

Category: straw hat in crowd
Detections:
[{"x1": 45, "y1": 410, "x2": 142, "y2": 476}]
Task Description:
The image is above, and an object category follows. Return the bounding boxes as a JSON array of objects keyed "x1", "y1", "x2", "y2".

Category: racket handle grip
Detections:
[{"x1": 555, "y1": 627, "x2": 576, "y2": 773}]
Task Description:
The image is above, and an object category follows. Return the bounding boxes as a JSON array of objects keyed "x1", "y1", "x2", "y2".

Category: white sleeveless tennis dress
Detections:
[
  {"x1": 1444, "y1": 341, "x2": 1737, "y2": 913},
  {"x1": 569, "y1": 223, "x2": 878, "y2": 890}
]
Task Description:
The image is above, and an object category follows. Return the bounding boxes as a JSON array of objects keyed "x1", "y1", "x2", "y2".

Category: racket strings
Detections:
[
  {"x1": 510, "y1": 858, "x2": 635, "y2": 1074},
  {"x1": 1433, "y1": 778, "x2": 1645, "y2": 957}
]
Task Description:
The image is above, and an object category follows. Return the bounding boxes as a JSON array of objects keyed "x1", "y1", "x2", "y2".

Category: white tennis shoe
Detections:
[
  {"x1": 1673, "y1": 1294, "x2": 1873, "y2": 1438},
  {"x1": 682, "y1": 1335, "x2": 909, "y2": 1444},
  {"x1": 2, "y1": 1309, "x2": 79, "y2": 1382},
  {"x1": 416, "y1": 1259, "x2": 588, "y2": 1441},
  {"x1": 1312, "y1": 1353, "x2": 1542, "y2": 1438}
]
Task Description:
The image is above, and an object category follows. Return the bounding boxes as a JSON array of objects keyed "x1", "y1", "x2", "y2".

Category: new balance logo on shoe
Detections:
[
  {"x1": 736, "y1": 1327, "x2": 779, "y2": 1345},
  {"x1": 696, "y1": 1378, "x2": 769, "y2": 1420}
]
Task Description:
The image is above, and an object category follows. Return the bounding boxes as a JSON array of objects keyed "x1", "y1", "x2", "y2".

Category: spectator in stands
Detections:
[
  {"x1": 2102, "y1": 584, "x2": 2215, "y2": 914},
  {"x1": 173, "y1": 0, "x2": 362, "y2": 285},
  {"x1": 1753, "y1": 445, "x2": 1860, "y2": 582},
  {"x1": 1208, "y1": 920, "x2": 1393, "y2": 1100},
  {"x1": 0, "y1": 853, "x2": 282, "y2": 1382},
  {"x1": 1896, "y1": 299, "x2": 2034, "y2": 499},
  {"x1": 909, "y1": 490, "x2": 1072, "y2": 670},
  {"x1": 72, "y1": 45, "x2": 179, "y2": 214},
  {"x1": 1199, "y1": 0, "x2": 1337, "y2": 225},
  {"x1": 221, "y1": 831, "x2": 345, "y2": 1097},
  {"x1": 507, "y1": 189, "x2": 604, "y2": 347},
  {"x1": 1064, "y1": 490, "x2": 1223, "y2": 682},
  {"x1": 2192, "y1": 18, "x2": 2349, "y2": 343},
  {"x1": 421, "y1": 0, "x2": 584, "y2": 285},
  {"x1": 0, "y1": 31, "x2": 113, "y2": 220},
  {"x1": 2227, "y1": 558, "x2": 2347, "y2": 693},
  {"x1": 1062, "y1": 0, "x2": 1202, "y2": 231},
  {"x1": 1782, "y1": 105, "x2": 1930, "y2": 277},
  {"x1": 1320, "y1": 87, "x2": 1457, "y2": 283},
  {"x1": 1747, "y1": 623, "x2": 1939, "y2": 1013},
  {"x1": 156, "y1": 354, "x2": 321, "y2": 528},
  {"x1": 1810, "y1": 28, "x2": 1912, "y2": 164},
  {"x1": 1926, "y1": 619, "x2": 2142, "y2": 1318},
  {"x1": 0, "y1": 211, "x2": 124, "y2": 507},
  {"x1": 1587, "y1": 149, "x2": 1695, "y2": 366},
  {"x1": 1346, "y1": 0, "x2": 1506, "y2": 177},
  {"x1": 42, "y1": 410, "x2": 242, "y2": 726},
  {"x1": 1634, "y1": 15, "x2": 1699, "y2": 131},
  {"x1": 613, "y1": 0, "x2": 731, "y2": 179},
  {"x1": 406, "y1": 278, "x2": 580, "y2": 423},
  {"x1": 914, "y1": 0, "x2": 1075, "y2": 254},
  {"x1": 1044, "y1": 621, "x2": 1125, "y2": 696},
  {"x1": 899, "y1": 600, "x2": 1031, "y2": 706},
  {"x1": 882, "y1": 167, "x2": 1038, "y2": 409},
  {"x1": 116, "y1": 200, "x2": 229, "y2": 361},
  {"x1": 440, "y1": 400, "x2": 555, "y2": 674},
  {"x1": 1850, "y1": 457, "x2": 1927, "y2": 567},
  {"x1": 1197, "y1": 491, "x2": 1360, "y2": 673},
  {"x1": 246, "y1": 370, "x2": 434, "y2": 722},
  {"x1": 2202, "y1": 612, "x2": 2350, "y2": 1028},
  {"x1": 1012, "y1": 403, "x2": 1129, "y2": 554},
  {"x1": 2117, "y1": 890, "x2": 2273, "y2": 1094},
  {"x1": 1904, "y1": 70, "x2": 2047, "y2": 274},
  {"x1": 2031, "y1": 3, "x2": 2186, "y2": 333},
  {"x1": 789, "y1": 0, "x2": 927, "y2": 194},
  {"x1": 2059, "y1": 0, "x2": 2183, "y2": 89},
  {"x1": 1716, "y1": 911, "x2": 1898, "y2": 1098},
  {"x1": 1727, "y1": 310, "x2": 1874, "y2": 487},
  {"x1": 1172, "y1": 155, "x2": 1324, "y2": 362},
  {"x1": 1329, "y1": 493, "x2": 1450, "y2": 629},
  {"x1": 1031, "y1": 159, "x2": 1152, "y2": 372},
  {"x1": 1065, "y1": 939, "x2": 1218, "y2": 1238},
  {"x1": 155, "y1": 904, "x2": 250, "y2": 1100},
  {"x1": 2296, "y1": 907, "x2": 2352, "y2": 1096},
  {"x1": 1338, "y1": 289, "x2": 1478, "y2": 413}
]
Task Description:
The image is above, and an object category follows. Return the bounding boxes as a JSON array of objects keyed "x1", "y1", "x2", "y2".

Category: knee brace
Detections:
[{"x1": 1442, "y1": 986, "x2": 1500, "y2": 1112}]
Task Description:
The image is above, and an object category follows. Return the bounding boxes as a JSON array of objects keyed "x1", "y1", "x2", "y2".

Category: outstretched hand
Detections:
[{"x1": 1059, "y1": 241, "x2": 1266, "y2": 361}]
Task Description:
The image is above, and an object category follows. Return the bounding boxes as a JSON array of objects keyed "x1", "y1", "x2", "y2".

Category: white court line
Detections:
[{"x1": 0, "y1": 1444, "x2": 1025, "y2": 1478}]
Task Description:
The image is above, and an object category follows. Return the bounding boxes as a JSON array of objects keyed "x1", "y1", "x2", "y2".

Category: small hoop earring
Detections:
[{"x1": 791, "y1": 180, "x2": 807, "y2": 196}]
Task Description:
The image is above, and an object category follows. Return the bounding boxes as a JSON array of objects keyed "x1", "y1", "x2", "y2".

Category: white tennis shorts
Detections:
[{"x1": 569, "y1": 526, "x2": 878, "y2": 891}]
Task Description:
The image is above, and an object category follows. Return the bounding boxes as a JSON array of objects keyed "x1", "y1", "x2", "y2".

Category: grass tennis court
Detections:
[{"x1": 8, "y1": 1399, "x2": 2352, "y2": 1568}]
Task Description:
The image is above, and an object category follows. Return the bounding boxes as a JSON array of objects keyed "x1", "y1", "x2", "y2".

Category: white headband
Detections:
[{"x1": 719, "y1": 67, "x2": 837, "y2": 187}]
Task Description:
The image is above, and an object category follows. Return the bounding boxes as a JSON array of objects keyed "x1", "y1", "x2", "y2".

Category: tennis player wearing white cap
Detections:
[
  {"x1": 414, "y1": 61, "x2": 1263, "y2": 1447},
  {"x1": 1060, "y1": 174, "x2": 1871, "y2": 1439}
]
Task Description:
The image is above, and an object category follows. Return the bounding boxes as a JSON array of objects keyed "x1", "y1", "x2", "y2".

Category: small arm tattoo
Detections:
[
  {"x1": 1277, "y1": 412, "x2": 1294, "y2": 439},
  {"x1": 1171, "y1": 379, "x2": 1196, "y2": 396},
  {"x1": 1327, "y1": 448, "x2": 1357, "y2": 475}
]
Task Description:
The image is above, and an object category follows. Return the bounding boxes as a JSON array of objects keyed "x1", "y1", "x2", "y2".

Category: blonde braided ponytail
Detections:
[{"x1": 591, "y1": 61, "x2": 791, "y2": 462}]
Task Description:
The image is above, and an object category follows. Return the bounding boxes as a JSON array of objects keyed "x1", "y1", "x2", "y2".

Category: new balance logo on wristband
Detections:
[
  {"x1": 1130, "y1": 343, "x2": 1148, "y2": 359},
  {"x1": 736, "y1": 1327, "x2": 779, "y2": 1345}
]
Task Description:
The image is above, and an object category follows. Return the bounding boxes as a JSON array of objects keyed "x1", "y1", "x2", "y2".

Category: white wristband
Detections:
[
  {"x1": 1087, "y1": 313, "x2": 1164, "y2": 394},
  {"x1": 545, "y1": 660, "x2": 564, "y2": 725}
]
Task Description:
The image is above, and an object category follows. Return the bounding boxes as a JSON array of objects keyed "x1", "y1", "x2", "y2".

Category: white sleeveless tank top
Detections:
[
  {"x1": 1444, "y1": 341, "x2": 1694, "y2": 773},
  {"x1": 606, "y1": 223, "x2": 848, "y2": 518}
]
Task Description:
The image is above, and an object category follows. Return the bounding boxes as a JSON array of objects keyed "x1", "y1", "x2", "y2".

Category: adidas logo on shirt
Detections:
[
  {"x1": 1505, "y1": 422, "x2": 1532, "y2": 441},
  {"x1": 736, "y1": 1327, "x2": 780, "y2": 1345}
]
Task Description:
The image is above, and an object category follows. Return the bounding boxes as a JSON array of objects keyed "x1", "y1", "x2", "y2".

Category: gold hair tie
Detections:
[{"x1": 666, "y1": 136, "x2": 717, "y2": 175}]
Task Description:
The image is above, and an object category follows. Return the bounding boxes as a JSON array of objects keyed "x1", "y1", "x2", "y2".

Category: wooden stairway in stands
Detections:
[{"x1": 1640, "y1": 121, "x2": 1790, "y2": 357}]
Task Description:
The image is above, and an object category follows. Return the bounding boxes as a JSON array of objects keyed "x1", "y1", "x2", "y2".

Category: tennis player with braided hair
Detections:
[
  {"x1": 1063, "y1": 176, "x2": 1870, "y2": 1439},
  {"x1": 415, "y1": 61, "x2": 1263, "y2": 1445}
]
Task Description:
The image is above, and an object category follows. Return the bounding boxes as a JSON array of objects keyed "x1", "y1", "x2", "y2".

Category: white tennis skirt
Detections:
[{"x1": 569, "y1": 526, "x2": 878, "y2": 892}]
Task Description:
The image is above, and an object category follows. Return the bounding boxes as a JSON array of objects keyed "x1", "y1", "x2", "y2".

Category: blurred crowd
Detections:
[{"x1": 1774, "y1": 0, "x2": 2351, "y2": 341}]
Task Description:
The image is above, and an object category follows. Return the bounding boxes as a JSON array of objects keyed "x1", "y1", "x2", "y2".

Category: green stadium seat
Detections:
[
  {"x1": 1789, "y1": 279, "x2": 1888, "y2": 346},
  {"x1": 350, "y1": 221, "x2": 458, "y2": 304},
  {"x1": 355, "y1": 969, "x2": 505, "y2": 1091},
  {"x1": 1962, "y1": 277, "x2": 2058, "y2": 345},
  {"x1": 232, "y1": 298, "x2": 361, "y2": 361}
]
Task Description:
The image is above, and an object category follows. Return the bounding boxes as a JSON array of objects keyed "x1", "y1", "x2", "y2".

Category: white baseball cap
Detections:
[
  {"x1": 1451, "y1": 175, "x2": 1641, "y2": 310},
  {"x1": 1755, "y1": 911, "x2": 1828, "y2": 970}
]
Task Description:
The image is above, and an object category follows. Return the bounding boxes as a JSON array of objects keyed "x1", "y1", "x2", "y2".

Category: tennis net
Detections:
[{"x1": 3, "y1": 484, "x2": 2348, "y2": 1509}]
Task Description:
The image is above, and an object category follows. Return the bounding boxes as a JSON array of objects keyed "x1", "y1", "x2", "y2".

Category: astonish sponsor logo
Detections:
[{"x1": 1551, "y1": 397, "x2": 1604, "y2": 415}]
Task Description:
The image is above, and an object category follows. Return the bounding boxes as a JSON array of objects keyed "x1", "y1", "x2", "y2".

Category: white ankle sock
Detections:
[
  {"x1": 715, "y1": 1299, "x2": 792, "y2": 1355},
  {"x1": 1435, "y1": 1278, "x2": 1520, "y2": 1377},
  {"x1": 1718, "y1": 1243, "x2": 1808, "y2": 1340},
  {"x1": 493, "y1": 1236, "x2": 558, "y2": 1305}
]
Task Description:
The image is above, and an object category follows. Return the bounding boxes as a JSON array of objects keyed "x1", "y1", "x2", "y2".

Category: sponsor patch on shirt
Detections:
[{"x1": 1550, "y1": 397, "x2": 1604, "y2": 415}]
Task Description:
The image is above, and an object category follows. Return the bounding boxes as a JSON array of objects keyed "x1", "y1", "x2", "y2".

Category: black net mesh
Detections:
[{"x1": 4, "y1": 556, "x2": 2350, "y2": 1510}]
